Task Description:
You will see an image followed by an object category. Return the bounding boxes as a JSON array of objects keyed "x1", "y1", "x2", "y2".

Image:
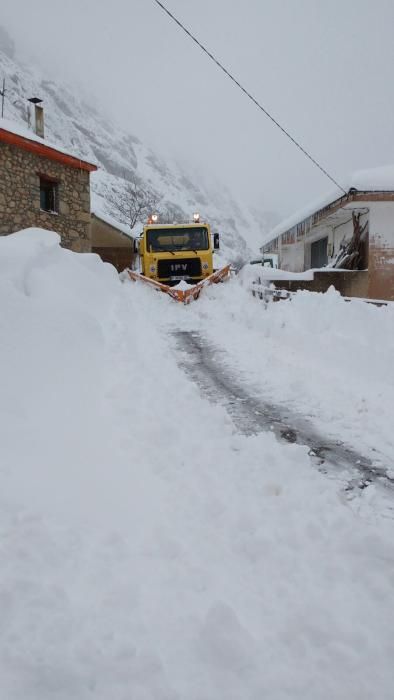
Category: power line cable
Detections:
[{"x1": 152, "y1": 0, "x2": 347, "y2": 194}]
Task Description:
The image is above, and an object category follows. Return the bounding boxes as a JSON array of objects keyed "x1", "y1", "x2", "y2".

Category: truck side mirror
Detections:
[
  {"x1": 213, "y1": 233, "x2": 220, "y2": 250},
  {"x1": 133, "y1": 238, "x2": 139, "y2": 255}
]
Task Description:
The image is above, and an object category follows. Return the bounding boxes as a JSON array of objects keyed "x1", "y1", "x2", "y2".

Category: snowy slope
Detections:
[
  {"x1": 1, "y1": 228, "x2": 394, "y2": 699},
  {"x1": 0, "y1": 34, "x2": 263, "y2": 259}
]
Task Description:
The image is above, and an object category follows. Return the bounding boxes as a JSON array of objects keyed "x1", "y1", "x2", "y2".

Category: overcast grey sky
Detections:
[{"x1": 2, "y1": 0, "x2": 394, "y2": 219}]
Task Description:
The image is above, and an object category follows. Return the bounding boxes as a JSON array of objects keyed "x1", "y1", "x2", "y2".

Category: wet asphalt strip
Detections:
[{"x1": 173, "y1": 330, "x2": 394, "y2": 496}]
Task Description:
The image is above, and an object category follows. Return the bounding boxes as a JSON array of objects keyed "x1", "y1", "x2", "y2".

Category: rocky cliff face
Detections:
[{"x1": 0, "y1": 29, "x2": 269, "y2": 259}]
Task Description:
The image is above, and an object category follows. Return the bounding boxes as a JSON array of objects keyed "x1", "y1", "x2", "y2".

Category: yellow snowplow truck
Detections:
[{"x1": 128, "y1": 214, "x2": 230, "y2": 303}]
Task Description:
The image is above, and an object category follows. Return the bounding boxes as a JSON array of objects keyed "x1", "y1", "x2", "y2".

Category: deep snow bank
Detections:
[
  {"x1": 0, "y1": 229, "x2": 120, "y2": 519},
  {"x1": 1, "y1": 230, "x2": 394, "y2": 700}
]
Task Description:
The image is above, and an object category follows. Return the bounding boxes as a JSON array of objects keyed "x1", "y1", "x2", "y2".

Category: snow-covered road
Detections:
[
  {"x1": 1, "y1": 230, "x2": 394, "y2": 700},
  {"x1": 173, "y1": 329, "x2": 394, "y2": 497}
]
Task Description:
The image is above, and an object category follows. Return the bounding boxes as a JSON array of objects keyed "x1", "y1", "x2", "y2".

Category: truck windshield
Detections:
[{"x1": 146, "y1": 227, "x2": 209, "y2": 252}]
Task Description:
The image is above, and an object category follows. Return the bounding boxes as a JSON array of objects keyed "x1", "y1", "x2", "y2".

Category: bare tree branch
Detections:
[
  {"x1": 333, "y1": 212, "x2": 369, "y2": 270},
  {"x1": 106, "y1": 175, "x2": 162, "y2": 230}
]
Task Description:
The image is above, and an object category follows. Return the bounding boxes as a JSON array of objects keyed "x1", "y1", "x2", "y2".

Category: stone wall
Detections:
[{"x1": 0, "y1": 142, "x2": 92, "y2": 252}]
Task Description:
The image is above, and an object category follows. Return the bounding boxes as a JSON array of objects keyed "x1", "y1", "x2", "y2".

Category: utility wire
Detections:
[{"x1": 152, "y1": 0, "x2": 346, "y2": 194}]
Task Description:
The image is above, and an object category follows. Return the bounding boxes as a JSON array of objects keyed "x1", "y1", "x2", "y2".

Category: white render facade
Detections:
[{"x1": 261, "y1": 167, "x2": 394, "y2": 300}]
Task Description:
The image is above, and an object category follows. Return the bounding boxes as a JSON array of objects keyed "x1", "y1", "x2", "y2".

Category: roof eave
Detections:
[
  {"x1": 264, "y1": 189, "x2": 394, "y2": 247},
  {"x1": 0, "y1": 128, "x2": 97, "y2": 172}
]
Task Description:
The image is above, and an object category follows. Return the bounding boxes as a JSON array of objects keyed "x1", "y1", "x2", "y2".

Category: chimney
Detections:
[
  {"x1": 34, "y1": 105, "x2": 44, "y2": 138},
  {"x1": 27, "y1": 97, "x2": 44, "y2": 138}
]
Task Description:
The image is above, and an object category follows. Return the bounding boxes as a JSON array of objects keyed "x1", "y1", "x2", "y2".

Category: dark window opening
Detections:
[
  {"x1": 40, "y1": 177, "x2": 59, "y2": 213},
  {"x1": 311, "y1": 236, "x2": 328, "y2": 268}
]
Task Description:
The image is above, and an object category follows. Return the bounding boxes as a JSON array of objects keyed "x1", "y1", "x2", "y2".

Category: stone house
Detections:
[
  {"x1": 91, "y1": 211, "x2": 133, "y2": 272},
  {"x1": 0, "y1": 118, "x2": 97, "y2": 252},
  {"x1": 261, "y1": 166, "x2": 394, "y2": 301}
]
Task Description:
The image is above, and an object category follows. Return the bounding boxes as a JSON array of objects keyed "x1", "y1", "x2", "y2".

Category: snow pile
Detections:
[
  {"x1": 236, "y1": 262, "x2": 263, "y2": 288},
  {"x1": 1, "y1": 230, "x2": 394, "y2": 699},
  {"x1": 239, "y1": 263, "x2": 315, "y2": 283},
  {"x1": 172, "y1": 279, "x2": 194, "y2": 291},
  {"x1": 0, "y1": 229, "x2": 120, "y2": 504},
  {"x1": 257, "y1": 268, "x2": 315, "y2": 280}
]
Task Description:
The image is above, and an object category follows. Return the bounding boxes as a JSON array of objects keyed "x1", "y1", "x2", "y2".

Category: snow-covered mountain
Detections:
[{"x1": 0, "y1": 28, "x2": 270, "y2": 260}]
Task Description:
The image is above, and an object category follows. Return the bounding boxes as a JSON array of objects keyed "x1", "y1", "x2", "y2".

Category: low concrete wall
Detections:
[{"x1": 271, "y1": 270, "x2": 369, "y2": 299}]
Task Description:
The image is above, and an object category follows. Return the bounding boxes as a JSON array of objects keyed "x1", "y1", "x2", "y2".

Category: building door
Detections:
[{"x1": 311, "y1": 237, "x2": 328, "y2": 268}]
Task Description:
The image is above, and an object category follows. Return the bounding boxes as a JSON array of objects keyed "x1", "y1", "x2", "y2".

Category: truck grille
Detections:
[{"x1": 157, "y1": 258, "x2": 202, "y2": 279}]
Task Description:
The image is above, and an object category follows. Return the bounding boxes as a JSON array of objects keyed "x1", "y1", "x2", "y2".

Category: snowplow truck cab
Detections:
[{"x1": 134, "y1": 220, "x2": 220, "y2": 286}]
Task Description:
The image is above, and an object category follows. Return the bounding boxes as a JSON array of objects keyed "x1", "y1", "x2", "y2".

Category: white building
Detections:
[{"x1": 260, "y1": 166, "x2": 394, "y2": 301}]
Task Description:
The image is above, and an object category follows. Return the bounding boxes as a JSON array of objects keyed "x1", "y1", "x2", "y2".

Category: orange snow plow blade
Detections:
[{"x1": 127, "y1": 265, "x2": 231, "y2": 304}]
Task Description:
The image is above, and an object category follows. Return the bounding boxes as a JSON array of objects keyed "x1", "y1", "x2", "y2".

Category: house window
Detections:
[{"x1": 39, "y1": 176, "x2": 59, "y2": 213}]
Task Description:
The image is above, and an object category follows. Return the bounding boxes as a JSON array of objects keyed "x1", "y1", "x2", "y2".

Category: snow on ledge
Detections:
[
  {"x1": 259, "y1": 268, "x2": 315, "y2": 281},
  {"x1": 258, "y1": 267, "x2": 369, "y2": 281}
]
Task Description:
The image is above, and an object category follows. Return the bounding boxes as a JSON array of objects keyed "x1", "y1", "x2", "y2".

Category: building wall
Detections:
[
  {"x1": 273, "y1": 208, "x2": 370, "y2": 272},
  {"x1": 368, "y1": 202, "x2": 394, "y2": 300},
  {"x1": 280, "y1": 241, "x2": 305, "y2": 271},
  {"x1": 91, "y1": 215, "x2": 132, "y2": 248},
  {"x1": 262, "y1": 197, "x2": 394, "y2": 300},
  {"x1": 0, "y1": 142, "x2": 92, "y2": 252},
  {"x1": 91, "y1": 215, "x2": 133, "y2": 272}
]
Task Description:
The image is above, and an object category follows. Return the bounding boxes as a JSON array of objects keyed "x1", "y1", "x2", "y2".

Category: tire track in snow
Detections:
[{"x1": 173, "y1": 330, "x2": 394, "y2": 497}]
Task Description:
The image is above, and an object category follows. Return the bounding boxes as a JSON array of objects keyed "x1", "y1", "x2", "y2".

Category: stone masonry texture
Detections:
[{"x1": 0, "y1": 142, "x2": 92, "y2": 252}]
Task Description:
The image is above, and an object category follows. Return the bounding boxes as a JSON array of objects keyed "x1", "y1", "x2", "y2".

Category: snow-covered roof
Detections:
[
  {"x1": 0, "y1": 117, "x2": 97, "y2": 171},
  {"x1": 263, "y1": 165, "x2": 394, "y2": 246},
  {"x1": 350, "y1": 164, "x2": 394, "y2": 191}
]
